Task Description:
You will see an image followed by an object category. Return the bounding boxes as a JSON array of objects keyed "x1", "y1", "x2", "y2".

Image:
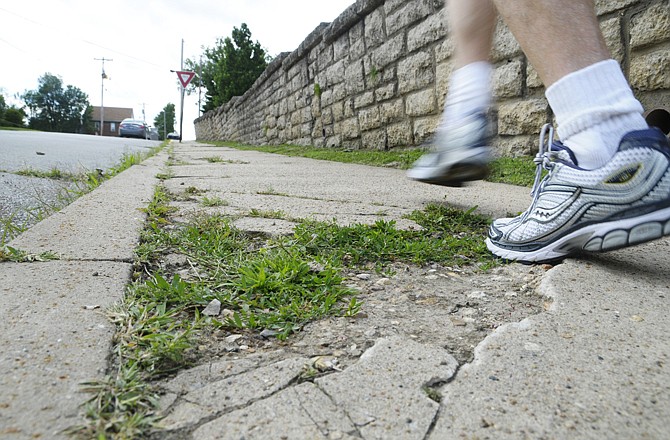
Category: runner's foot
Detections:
[{"x1": 486, "y1": 124, "x2": 670, "y2": 263}]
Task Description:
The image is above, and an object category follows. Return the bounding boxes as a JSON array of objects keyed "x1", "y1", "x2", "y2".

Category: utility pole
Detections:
[
  {"x1": 179, "y1": 38, "x2": 185, "y2": 142},
  {"x1": 94, "y1": 57, "x2": 112, "y2": 135}
]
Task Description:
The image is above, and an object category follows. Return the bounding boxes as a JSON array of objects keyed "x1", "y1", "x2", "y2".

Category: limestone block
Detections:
[
  {"x1": 325, "y1": 59, "x2": 346, "y2": 86},
  {"x1": 405, "y1": 88, "x2": 436, "y2": 117},
  {"x1": 630, "y1": 49, "x2": 670, "y2": 91},
  {"x1": 361, "y1": 128, "x2": 386, "y2": 149},
  {"x1": 322, "y1": 107, "x2": 334, "y2": 125},
  {"x1": 436, "y1": 61, "x2": 454, "y2": 108},
  {"x1": 318, "y1": 45, "x2": 334, "y2": 68},
  {"x1": 344, "y1": 98, "x2": 355, "y2": 118},
  {"x1": 526, "y1": 64, "x2": 543, "y2": 89},
  {"x1": 340, "y1": 117, "x2": 361, "y2": 139},
  {"x1": 387, "y1": 120, "x2": 413, "y2": 147},
  {"x1": 493, "y1": 59, "x2": 523, "y2": 99},
  {"x1": 398, "y1": 50, "x2": 435, "y2": 94},
  {"x1": 371, "y1": 33, "x2": 405, "y2": 69},
  {"x1": 345, "y1": 61, "x2": 366, "y2": 94},
  {"x1": 355, "y1": 91, "x2": 375, "y2": 109},
  {"x1": 386, "y1": 0, "x2": 434, "y2": 36},
  {"x1": 496, "y1": 135, "x2": 538, "y2": 157},
  {"x1": 491, "y1": 20, "x2": 521, "y2": 61},
  {"x1": 326, "y1": 134, "x2": 341, "y2": 147},
  {"x1": 407, "y1": 8, "x2": 448, "y2": 53},
  {"x1": 380, "y1": 98, "x2": 404, "y2": 123},
  {"x1": 333, "y1": 33, "x2": 350, "y2": 61},
  {"x1": 331, "y1": 83, "x2": 346, "y2": 102},
  {"x1": 359, "y1": 106, "x2": 382, "y2": 131},
  {"x1": 349, "y1": 22, "x2": 366, "y2": 60},
  {"x1": 384, "y1": 0, "x2": 406, "y2": 15},
  {"x1": 413, "y1": 115, "x2": 440, "y2": 143},
  {"x1": 595, "y1": 0, "x2": 641, "y2": 15},
  {"x1": 630, "y1": 2, "x2": 670, "y2": 49},
  {"x1": 435, "y1": 37, "x2": 455, "y2": 63},
  {"x1": 498, "y1": 99, "x2": 549, "y2": 136},
  {"x1": 600, "y1": 17, "x2": 624, "y2": 64},
  {"x1": 375, "y1": 83, "x2": 396, "y2": 102},
  {"x1": 365, "y1": 8, "x2": 386, "y2": 49},
  {"x1": 332, "y1": 100, "x2": 345, "y2": 122}
]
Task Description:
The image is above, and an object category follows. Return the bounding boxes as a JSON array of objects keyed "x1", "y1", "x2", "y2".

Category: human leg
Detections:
[
  {"x1": 492, "y1": 0, "x2": 647, "y2": 169},
  {"x1": 407, "y1": 0, "x2": 496, "y2": 186},
  {"x1": 486, "y1": 0, "x2": 670, "y2": 262}
]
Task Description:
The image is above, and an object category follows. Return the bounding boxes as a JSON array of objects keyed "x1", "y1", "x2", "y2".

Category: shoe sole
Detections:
[
  {"x1": 413, "y1": 163, "x2": 490, "y2": 187},
  {"x1": 486, "y1": 205, "x2": 670, "y2": 263}
]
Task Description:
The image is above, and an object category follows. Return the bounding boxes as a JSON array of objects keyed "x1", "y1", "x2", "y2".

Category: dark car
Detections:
[
  {"x1": 119, "y1": 119, "x2": 149, "y2": 139},
  {"x1": 167, "y1": 132, "x2": 180, "y2": 140}
]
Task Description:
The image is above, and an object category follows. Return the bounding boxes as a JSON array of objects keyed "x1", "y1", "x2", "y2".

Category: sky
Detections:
[{"x1": 0, "y1": 0, "x2": 355, "y2": 140}]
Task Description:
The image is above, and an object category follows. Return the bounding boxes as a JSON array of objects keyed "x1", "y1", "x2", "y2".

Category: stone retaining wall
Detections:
[{"x1": 194, "y1": 0, "x2": 670, "y2": 156}]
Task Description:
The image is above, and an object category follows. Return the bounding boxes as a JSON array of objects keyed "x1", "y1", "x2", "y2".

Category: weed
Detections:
[
  {"x1": 201, "y1": 196, "x2": 229, "y2": 207},
  {"x1": 314, "y1": 82, "x2": 322, "y2": 98},
  {"x1": 0, "y1": 246, "x2": 59, "y2": 262},
  {"x1": 248, "y1": 208, "x2": 285, "y2": 219},
  {"x1": 205, "y1": 156, "x2": 225, "y2": 163}
]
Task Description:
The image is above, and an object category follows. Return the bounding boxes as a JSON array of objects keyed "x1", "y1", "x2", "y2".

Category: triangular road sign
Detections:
[{"x1": 176, "y1": 70, "x2": 195, "y2": 88}]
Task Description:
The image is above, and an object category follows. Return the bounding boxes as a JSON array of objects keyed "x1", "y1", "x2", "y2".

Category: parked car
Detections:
[
  {"x1": 147, "y1": 127, "x2": 159, "y2": 140},
  {"x1": 167, "y1": 132, "x2": 180, "y2": 140},
  {"x1": 119, "y1": 118, "x2": 149, "y2": 139}
]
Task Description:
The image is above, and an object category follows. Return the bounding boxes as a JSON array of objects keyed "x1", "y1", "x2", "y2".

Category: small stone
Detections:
[
  {"x1": 202, "y1": 299, "x2": 222, "y2": 316},
  {"x1": 356, "y1": 273, "x2": 371, "y2": 280},
  {"x1": 260, "y1": 329, "x2": 279, "y2": 338},
  {"x1": 451, "y1": 318, "x2": 467, "y2": 327},
  {"x1": 225, "y1": 334, "x2": 244, "y2": 343}
]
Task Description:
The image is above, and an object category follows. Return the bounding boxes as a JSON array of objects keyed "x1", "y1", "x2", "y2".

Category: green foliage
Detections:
[
  {"x1": 153, "y1": 103, "x2": 176, "y2": 140},
  {"x1": 22, "y1": 73, "x2": 91, "y2": 133},
  {"x1": 487, "y1": 156, "x2": 537, "y2": 187},
  {"x1": 186, "y1": 24, "x2": 269, "y2": 112},
  {"x1": 314, "y1": 83, "x2": 322, "y2": 97}
]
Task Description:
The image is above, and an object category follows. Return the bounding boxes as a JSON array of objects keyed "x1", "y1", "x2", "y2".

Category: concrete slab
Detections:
[
  {"x1": 166, "y1": 146, "x2": 532, "y2": 220},
  {"x1": 7, "y1": 154, "x2": 165, "y2": 261},
  {"x1": 192, "y1": 382, "x2": 357, "y2": 440},
  {"x1": 316, "y1": 336, "x2": 459, "y2": 440},
  {"x1": 0, "y1": 260, "x2": 133, "y2": 439},
  {"x1": 433, "y1": 239, "x2": 670, "y2": 439}
]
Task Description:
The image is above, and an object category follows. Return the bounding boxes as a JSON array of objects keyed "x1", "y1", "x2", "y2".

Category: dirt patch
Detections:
[{"x1": 181, "y1": 261, "x2": 551, "y2": 368}]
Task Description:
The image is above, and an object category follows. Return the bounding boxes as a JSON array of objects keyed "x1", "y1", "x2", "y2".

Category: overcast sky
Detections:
[{"x1": 0, "y1": 0, "x2": 355, "y2": 139}]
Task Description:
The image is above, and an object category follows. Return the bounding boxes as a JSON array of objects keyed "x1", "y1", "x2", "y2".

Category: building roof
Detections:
[{"x1": 90, "y1": 106, "x2": 134, "y2": 122}]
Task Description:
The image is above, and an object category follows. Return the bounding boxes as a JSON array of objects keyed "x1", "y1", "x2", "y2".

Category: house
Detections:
[{"x1": 90, "y1": 106, "x2": 133, "y2": 136}]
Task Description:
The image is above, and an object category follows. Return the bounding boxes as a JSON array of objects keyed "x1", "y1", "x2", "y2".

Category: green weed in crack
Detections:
[{"x1": 293, "y1": 204, "x2": 498, "y2": 270}]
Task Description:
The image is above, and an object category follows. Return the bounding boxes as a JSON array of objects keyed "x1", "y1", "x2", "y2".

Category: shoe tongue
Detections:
[{"x1": 550, "y1": 141, "x2": 579, "y2": 166}]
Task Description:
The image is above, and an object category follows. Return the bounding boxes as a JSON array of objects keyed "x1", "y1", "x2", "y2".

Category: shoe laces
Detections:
[{"x1": 530, "y1": 123, "x2": 560, "y2": 198}]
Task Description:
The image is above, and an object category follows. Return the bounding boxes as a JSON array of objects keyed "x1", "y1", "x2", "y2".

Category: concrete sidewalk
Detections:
[{"x1": 1, "y1": 141, "x2": 668, "y2": 439}]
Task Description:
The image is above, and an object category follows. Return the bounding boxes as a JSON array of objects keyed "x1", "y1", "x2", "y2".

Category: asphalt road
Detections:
[
  {"x1": 0, "y1": 130, "x2": 160, "y2": 173},
  {"x1": 0, "y1": 130, "x2": 162, "y2": 244}
]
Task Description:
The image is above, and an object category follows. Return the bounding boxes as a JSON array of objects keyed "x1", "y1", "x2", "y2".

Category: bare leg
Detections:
[
  {"x1": 407, "y1": 0, "x2": 498, "y2": 185},
  {"x1": 450, "y1": 0, "x2": 497, "y2": 68},
  {"x1": 492, "y1": 0, "x2": 646, "y2": 169},
  {"x1": 491, "y1": 0, "x2": 608, "y2": 87}
]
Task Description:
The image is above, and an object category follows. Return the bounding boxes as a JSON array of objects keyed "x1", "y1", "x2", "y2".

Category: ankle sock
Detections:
[
  {"x1": 442, "y1": 61, "x2": 493, "y2": 128},
  {"x1": 546, "y1": 59, "x2": 647, "y2": 169}
]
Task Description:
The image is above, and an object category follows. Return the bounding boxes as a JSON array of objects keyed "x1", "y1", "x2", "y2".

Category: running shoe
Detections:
[
  {"x1": 407, "y1": 112, "x2": 492, "y2": 186},
  {"x1": 486, "y1": 124, "x2": 670, "y2": 263}
]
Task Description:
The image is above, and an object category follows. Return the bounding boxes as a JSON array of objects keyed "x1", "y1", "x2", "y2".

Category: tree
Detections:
[
  {"x1": 186, "y1": 24, "x2": 269, "y2": 113},
  {"x1": 22, "y1": 73, "x2": 90, "y2": 133},
  {"x1": 3, "y1": 106, "x2": 27, "y2": 127},
  {"x1": 154, "y1": 103, "x2": 176, "y2": 140}
]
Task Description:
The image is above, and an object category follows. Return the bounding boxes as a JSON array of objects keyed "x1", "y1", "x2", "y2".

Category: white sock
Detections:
[
  {"x1": 546, "y1": 59, "x2": 647, "y2": 169},
  {"x1": 442, "y1": 61, "x2": 493, "y2": 128}
]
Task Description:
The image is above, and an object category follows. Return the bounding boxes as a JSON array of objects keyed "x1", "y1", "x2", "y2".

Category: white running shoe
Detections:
[
  {"x1": 487, "y1": 124, "x2": 670, "y2": 263},
  {"x1": 407, "y1": 112, "x2": 491, "y2": 187}
]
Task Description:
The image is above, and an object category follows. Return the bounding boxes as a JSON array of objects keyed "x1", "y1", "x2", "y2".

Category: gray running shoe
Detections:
[
  {"x1": 487, "y1": 124, "x2": 670, "y2": 263},
  {"x1": 407, "y1": 112, "x2": 491, "y2": 187}
]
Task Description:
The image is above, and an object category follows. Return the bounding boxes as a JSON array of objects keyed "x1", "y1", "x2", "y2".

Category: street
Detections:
[
  {"x1": 0, "y1": 130, "x2": 161, "y2": 243},
  {"x1": 0, "y1": 130, "x2": 160, "y2": 173}
]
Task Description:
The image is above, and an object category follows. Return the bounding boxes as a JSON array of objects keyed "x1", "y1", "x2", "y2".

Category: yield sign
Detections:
[{"x1": 176, "y1": 70, "x2": 195, "y2": 88}]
